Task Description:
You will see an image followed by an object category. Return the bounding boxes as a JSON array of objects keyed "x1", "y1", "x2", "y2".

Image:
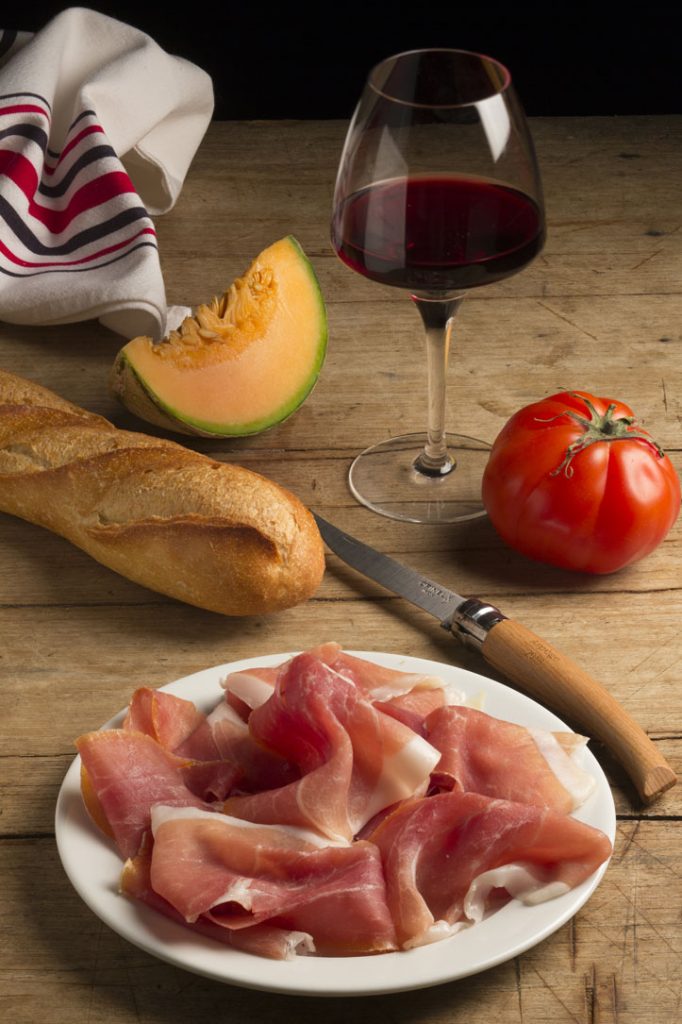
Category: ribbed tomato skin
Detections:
[{"x1": 481, "y1": 392, "x2": 681, "y2": 573}]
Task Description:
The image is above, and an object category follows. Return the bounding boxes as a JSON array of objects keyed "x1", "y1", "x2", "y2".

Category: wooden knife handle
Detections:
[{"x1": 481, "y1": 618, "x2": 677, "y2": 804}]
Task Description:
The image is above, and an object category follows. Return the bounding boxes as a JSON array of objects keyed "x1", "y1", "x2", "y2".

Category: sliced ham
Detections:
[
  {"x1": 197, "y1": 700, "x2": 299, "y2": 794},
  {"x1": 123, "y1": 687, "x2": 207, "y2": 752},
  {"x1": 319, "y1": 644, "x2": 466, "y2": 733},
  {"x1": 220, "y1": 666, "x2": 281, "y2": 720},
  {"x1": 219, "y1": 644, "x2": 464, "y2": 717},
  {"x1": 426, "y1": 706, "x2": 595, "y2": 812},
  {"x1": 181, "y1": 760, "x2": 242, "y2": 802},
  {"x1": 223, "y1": 652, "x2": 440, "y2": 841},
  {"x1": 121, "y1": 839, "x2": 315, "y2": 960},
  {"x1": 318, "y1": 644, "x2": 461, "y2": 704},
  {"x1": 75, "y1": 729, "x2": 208, "y2": 858},
  {"x1": 366, "y1": 791, "x2": 612, "y2": 948},
  {"x1": 122, "y1": 690, "x2": 234, "y2": 799},
  {"x1": 379, "y1": 688, "x2": 449, "y2": 734},
  {"x1": 148, "y1": 805, "x2": 397, "y2": 955},
  {"x1": 307, "y1": 643, "x2": 447, "y2": 699},
  {"x1": 77, "y1": 644, "x2": 610, "y2": 962},
  {"x1": 123, "y1": 685, "x2": 297, "y2": 798}
]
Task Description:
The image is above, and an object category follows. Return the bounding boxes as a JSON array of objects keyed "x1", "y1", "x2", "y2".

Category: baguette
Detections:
[{"x1": 0, "y1": 369, "x2": 324, "y2": 615}]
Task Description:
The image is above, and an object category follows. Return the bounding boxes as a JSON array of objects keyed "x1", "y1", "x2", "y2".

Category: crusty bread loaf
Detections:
[{"x1": 0, "y1": 369, "x2": 325, "y2": 615}]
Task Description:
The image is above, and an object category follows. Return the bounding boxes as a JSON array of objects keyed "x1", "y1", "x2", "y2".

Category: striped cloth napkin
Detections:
[{"x1": 0, "y1": 8, "x2": 213, "y2": 339}]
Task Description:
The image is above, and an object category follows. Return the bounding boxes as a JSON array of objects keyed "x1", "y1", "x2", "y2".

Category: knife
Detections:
[{"x1": 313, "y1": 512, "x2": 677, "y2": 804}]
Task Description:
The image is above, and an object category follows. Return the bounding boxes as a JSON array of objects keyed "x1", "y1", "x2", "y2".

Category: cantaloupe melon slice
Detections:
[{"x1": 111, "y1": 236, "x2": 327, "y2": 436}]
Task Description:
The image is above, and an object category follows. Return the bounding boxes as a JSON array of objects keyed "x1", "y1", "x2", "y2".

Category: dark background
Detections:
[{"x1": 11, "y1": 2, "x2": 682, "y2": 118}]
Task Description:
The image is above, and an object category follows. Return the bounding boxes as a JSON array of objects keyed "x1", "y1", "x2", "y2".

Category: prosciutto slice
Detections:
[
  {"x1": 76, "y1": 644, "x2": 610, "y2": 961},
  {"x1": 367, "y1": 791, "x2": 612, "y2": 948},
  {"x1": 75, "y1": 729, "x2": 208, "y2": 858},
  {"x1": 318, "y1": 644, "x2": 466, "y2": 732},
  {"x1": 220, "y1": 643, "x2": 464, "y2": 720},
  {"x1": 379, "y1": 689, "x2": 450, "y2": 733},
  {"x1": 426, "y1": 705, "x2": 595, "y2": 812},
  {"x1": 223, "y1": 652, "x2": 440, "y2": 840},
  {"x1": 312, "y1": 643, "x2": 454, "y2": 700},
  {"x1": 123, "y1": 686, "x2": 297, "y2": 797},
  {"x1": 123, "y1": 687, "x2": 207, "y2": 751},
  {"x1": 121, "y1": 840, "x2": 315, "y2": 960},
  {"x1": 194, "y1": 700, "x2": 298, "y2": 794},
  {"x1": 221, "y1": 666, "x2": 281, "y2": 720},
  {"x1": 147, "y1": 805, "x2": 398, "y2": 955}
]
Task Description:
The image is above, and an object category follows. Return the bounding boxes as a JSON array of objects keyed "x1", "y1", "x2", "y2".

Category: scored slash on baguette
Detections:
[{"x1": 0, "y1": 369, "x2": 325, "y2": 616}]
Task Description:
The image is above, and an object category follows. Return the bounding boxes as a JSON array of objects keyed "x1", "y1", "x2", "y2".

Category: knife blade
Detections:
[
  {"x1": 312, "y1": 512, "x2": 465, "y2": 622},
  {"x1": 313, "y1": 512, "x2": 677, "y2": 804}
]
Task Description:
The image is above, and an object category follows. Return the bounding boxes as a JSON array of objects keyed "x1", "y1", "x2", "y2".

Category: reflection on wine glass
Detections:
[{"x1": 331, "y1": 48, "x2": 545, "y2": 523}]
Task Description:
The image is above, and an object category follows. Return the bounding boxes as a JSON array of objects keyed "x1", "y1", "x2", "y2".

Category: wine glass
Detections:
[{"x1": 331, "y1": 49, "x2": 545, "y2": 523}]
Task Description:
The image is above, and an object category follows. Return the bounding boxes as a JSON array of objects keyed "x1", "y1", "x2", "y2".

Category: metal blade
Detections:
[{"x1": 313, "y1": 513, "x2": 465, "y2": 624}]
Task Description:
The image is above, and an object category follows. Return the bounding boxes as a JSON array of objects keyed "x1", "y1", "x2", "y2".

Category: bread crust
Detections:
[{"x1": 0, "y1": 370, "x2": 324, "y2": 615}]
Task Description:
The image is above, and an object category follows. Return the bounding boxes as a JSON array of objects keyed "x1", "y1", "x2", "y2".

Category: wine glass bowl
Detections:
[{"x1": 331, "y1": 49, "x2": 545, "y2": 523}]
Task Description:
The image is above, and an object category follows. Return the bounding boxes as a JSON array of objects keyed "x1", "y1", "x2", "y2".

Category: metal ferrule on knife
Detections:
[{"x1": 447, "y1": 598, "x2": 507, "y2": 650}]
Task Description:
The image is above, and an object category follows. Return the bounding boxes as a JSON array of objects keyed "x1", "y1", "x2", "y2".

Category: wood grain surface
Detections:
[{"x1": 0, "y1": 116, "x2": 680, "y2": 1023}]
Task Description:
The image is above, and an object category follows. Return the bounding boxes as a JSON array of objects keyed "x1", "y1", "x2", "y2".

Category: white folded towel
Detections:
[{"x1": 0, "y1": 7, "x2": 214, "y2": 339}]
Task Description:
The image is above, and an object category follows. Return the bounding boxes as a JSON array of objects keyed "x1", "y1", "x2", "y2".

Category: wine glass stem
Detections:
[{"x1": 411, "y1": 294, "x2": 464, "y2": 477}]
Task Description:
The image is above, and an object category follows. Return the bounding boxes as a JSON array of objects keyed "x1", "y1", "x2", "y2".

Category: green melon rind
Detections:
[{"x1": 111, "y1": 236, "x2": 328, "y2": 438}]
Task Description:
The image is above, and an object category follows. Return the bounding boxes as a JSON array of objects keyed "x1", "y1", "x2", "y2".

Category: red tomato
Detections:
[{"x1": 481, "y1": 391, "x2": 681, "y2": 574}]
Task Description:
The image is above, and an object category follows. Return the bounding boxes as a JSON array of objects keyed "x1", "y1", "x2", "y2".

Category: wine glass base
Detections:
[{"x1": 348, "y1": 432, "x2": 490, "y2": 524}]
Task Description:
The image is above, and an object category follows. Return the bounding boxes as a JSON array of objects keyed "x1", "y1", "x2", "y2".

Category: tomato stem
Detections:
[{"x1": 534, "y1": 393, "x2": 665, "y2": 477}]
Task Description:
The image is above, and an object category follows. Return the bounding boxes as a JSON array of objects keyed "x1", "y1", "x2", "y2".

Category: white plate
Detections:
[{"x1": 55, "y1": 651, "x2": 615, "y2": 997}]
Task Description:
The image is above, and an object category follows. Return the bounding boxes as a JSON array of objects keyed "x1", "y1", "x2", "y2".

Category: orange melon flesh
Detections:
[
  {"x1": 80, "y1": 763, "x2": 115, "y2": 838},
  {"x1": 111, "y1": 236, "x2": 327, "y2": 436}
]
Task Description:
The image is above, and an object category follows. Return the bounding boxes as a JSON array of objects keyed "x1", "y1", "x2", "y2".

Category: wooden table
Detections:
[{"x1": 1, "y1": 116, "x2": 680, "y2": 1023}]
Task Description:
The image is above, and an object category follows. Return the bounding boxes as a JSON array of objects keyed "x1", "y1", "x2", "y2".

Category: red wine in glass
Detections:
[
  {"x1": 332, "y1": 174, "x2": 544, "y2": 293},
  {"x1": 331, "y1": 49, "x2": 545, "y2": 523}
]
